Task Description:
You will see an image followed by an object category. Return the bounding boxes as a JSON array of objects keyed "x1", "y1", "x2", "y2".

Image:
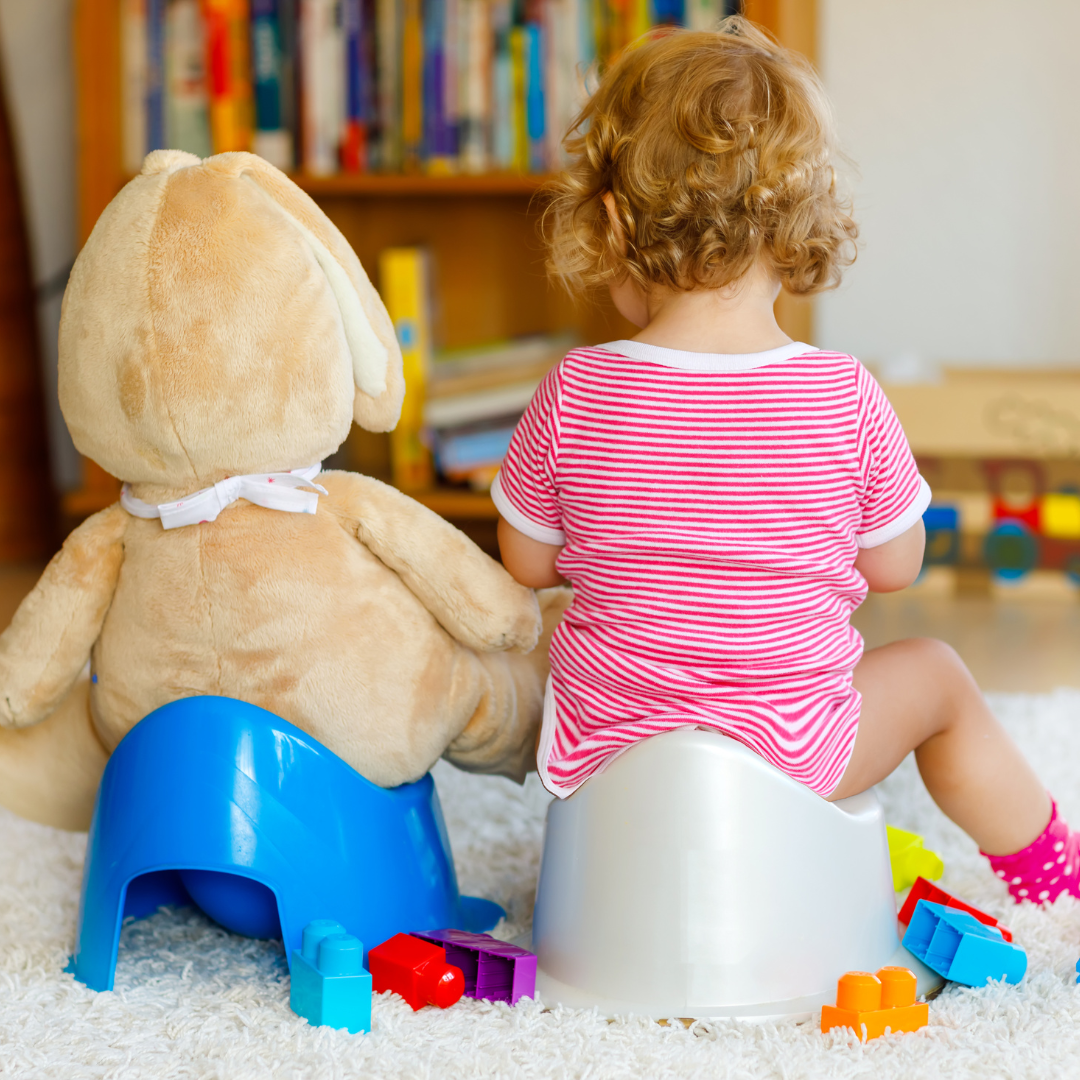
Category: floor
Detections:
[
  {"x1": 2, "y1": 560, "x2": 1079, "y2": 693},
  {"x1": 852, "y1": 577, "x2": 1080, "y2": 692}
]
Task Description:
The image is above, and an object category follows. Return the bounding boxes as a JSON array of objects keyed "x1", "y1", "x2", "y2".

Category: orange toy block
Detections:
[{"x1": 820, "y1": 967, "x2": 929, "y2": 1041}]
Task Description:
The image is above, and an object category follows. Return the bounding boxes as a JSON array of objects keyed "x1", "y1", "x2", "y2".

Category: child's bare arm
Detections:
[
  {"x1": 498, "y1": 518, "x2": 566, "y2": 589},
  {"x1": 854, "y1": 519, "x2": 925, "y2": 593}
]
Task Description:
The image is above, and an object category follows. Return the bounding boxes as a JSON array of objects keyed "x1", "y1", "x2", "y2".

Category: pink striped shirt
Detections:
[{"x1": 491, "y1": 341, "x2": 930, "y2": 798}]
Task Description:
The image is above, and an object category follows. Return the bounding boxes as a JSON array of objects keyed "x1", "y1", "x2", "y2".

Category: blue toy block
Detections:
[
  {"x1": 67, "y1": 696, "x2": 504, "y2": 992},
  {"x1": 290, "y1": 920, "x2": 372, "y2": 1034},
  {"x1": 902, "y1": 900, "x2": 1027, "y2": 986}
]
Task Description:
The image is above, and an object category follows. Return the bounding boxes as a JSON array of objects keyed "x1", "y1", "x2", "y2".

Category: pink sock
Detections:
[{"x1": 983, "y1": 800, "x2": 1080, "y2": 905}]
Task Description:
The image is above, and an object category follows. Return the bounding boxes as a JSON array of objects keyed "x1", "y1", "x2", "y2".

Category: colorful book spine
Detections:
[
  {"x1": 509, "y1": 25, "x2": 528, "y2": 172},
  {"x1": 128, "y1": 0, "x2": 695, "y2": 181},
  {"x1": 300, "y1": 0, "x2": 343, "y2": 175},
  {"x1": 458, "y1": 0, "x2": 489, "y2": 173},
  {"x1": 251, "y1": 0, "x2": 293, "y2": 168},
  {"x1": 205, "y1": 0, "x2": 253, "y2": 153},
  {"x1": 524, "y1": 23, "x2": 545, "y2": 173},
  {"x1": 165, "y1": 0, "x2": 212, "y2": 158},
  {"x1": 401, "y1": 0, "x2": 424, "y2": 169},
  {"x1": 686, "y1": 0, "x2": 721, "y2": 30},
  {"x1": 122, "y1": 0, "x2": 148, "y2": 172},
  {"x1": 341, "y1": 0, "x2": 366, "y2": 171},
  {"x1": 653, "y1": 0, "x2": 685, "y2": 26},
  {"x1": 490, "y1": 0, "x2": 514, "y2": 170},
  {"x1": 146, "y1": 0, "x2": 166, "y2": 151},
  {"x1": 443, "y1": 0, "x2": 461, "y2": 163},
  {"x1": 422, "y1": 0, "x2": 455, "y2": 172},
  {"x1": 375, "y1": 0, "x2": 402, "y2": 170},
  {"x1": 379, "y1": 248, "x2": 434, "y2": 492}
]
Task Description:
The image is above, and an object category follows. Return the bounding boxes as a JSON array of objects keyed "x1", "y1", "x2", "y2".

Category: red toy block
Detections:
[
  {"x1": 898, "y1": 877, "x2": 1013, "y2": 942},
  {"x1": 821, "y1": 967, "x2": 928, "y2": 1041},
  {"x1": 368, "y1": 933, "x2": 465, "y2": 1011}
]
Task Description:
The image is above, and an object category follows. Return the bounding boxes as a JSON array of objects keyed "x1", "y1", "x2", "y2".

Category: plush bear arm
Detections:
[
  {"x1": 322, "y1": 471, "x2": 541, "y2": 653},
  {"x1": 0, "y1": 504, "x2": 127, "y2": 729}
]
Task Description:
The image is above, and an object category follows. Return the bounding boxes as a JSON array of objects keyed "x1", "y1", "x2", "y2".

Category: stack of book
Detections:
[
  {"x1": 377, "y1": 245, "x2": 574, "y2": 491},
  {"x1": 426, "y1": 333, "x2": 577, "y2": 489},
  {"x1": 122, "y1": 0, "x2": 737, "y2": 177}
]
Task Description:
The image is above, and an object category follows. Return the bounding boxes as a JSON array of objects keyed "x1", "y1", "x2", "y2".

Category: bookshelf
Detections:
[{"x1": 70, "y1": 0, "x2": 817, "y2": 541}]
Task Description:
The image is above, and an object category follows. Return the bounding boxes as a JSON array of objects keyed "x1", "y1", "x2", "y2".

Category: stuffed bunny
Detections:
[{"x1": 0, "y1": 150, "x2": 565, "y2": 830}]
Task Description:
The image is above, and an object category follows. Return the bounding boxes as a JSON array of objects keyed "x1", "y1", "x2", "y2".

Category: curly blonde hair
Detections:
[{"x1": 544, "y1": 18, "x2": 857, "y2": 296}]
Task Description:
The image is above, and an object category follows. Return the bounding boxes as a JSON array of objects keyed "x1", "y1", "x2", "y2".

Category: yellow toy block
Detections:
[
  {"x1": 886, "y1": 825, "x2": 944, "y2": 892},
  {"x1": 821, "y1": 967, "x2": 929, "y2": 1041},
  {"x1": 1040, "y1": 493, "x2": 1080, "y2": 539}
]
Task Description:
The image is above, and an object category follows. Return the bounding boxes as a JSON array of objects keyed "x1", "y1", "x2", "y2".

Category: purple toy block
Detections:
[{"x1": 413, "y1": 929, "x2": 537, "y2": 1005}]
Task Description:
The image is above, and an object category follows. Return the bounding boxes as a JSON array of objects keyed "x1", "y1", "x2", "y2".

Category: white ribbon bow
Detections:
[{"x1": 120, "y1": 463, "x2": 328, "y2": 530}]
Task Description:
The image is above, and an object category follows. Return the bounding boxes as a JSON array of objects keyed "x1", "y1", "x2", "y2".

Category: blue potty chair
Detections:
[{"x1": 69, "y1": 696, "x2": 502, "y2": 991}]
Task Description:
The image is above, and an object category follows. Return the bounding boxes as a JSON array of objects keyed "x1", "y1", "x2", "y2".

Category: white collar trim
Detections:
[
  {"x1": 121, "y1": 463, "x2": 327, "y2": 530},
  {"x1": 596, "y1": 340, "x2": 817, "y2": 372}
]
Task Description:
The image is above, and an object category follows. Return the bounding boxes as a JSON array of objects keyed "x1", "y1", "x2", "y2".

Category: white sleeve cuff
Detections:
[
  {"x1": 856, "y1": 476, "x2": 932, "y2": 549},
  {"x1": 490, "y1": 472, "x2": 567, "y2": 546}
]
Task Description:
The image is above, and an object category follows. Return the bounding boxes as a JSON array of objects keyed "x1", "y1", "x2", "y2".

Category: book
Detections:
[
  {"x1": 401, "y1": 0, "x2": 424, "y2": 169},
  {"x1": 341, "y1": 0, "x2": 375, "y2": 171},
  {"x1": 686, "y1": 0, "x2": 724, "y2": 30},
  {"x1": 375, "y1": 0, "x2": 402, "y2": 170},
  {"x1": 422, "y1": 0, "x2": 455, "y2": 172},
  {"x1": 524, "y1": 22, "x2": 545, "y2": 172},
  {"x1": 146, "y1": 0, "x2": 166, "y2": 152},
  {"x1": 301, "y1": 0, "x2": 344, "y2": 175},
  {"x1": 432, "y1": 419, "x2": 518, "y2": 488},
  {"x1": 164, "y1": 0, "x2": 212, "y2": 158},
  {"x1": 490, "y1": 1, "x2": 514, "y2": 170},
  {"x1": 429, "y1": 331, "x2": 575, "y2": 381},
  {"x1": 379, "y1": 247, "x2": 434, "y2": 491},
  {"x1": 428, "y1": 356, "x2": 559, "y2": 400},
  {"x1": 458, "y1": 0, "x2": 490, "y2": 173},
  {"x1": 123, "y1": 0, "x2": 709, "y2": 179},
  {"x1": 509, "y1": 25, "x2": 528, "y2": 172},
  {"x1": 205, "y1": 0, "x2": 253, "y2": 153},
  {"x1": 122, "y1": 0, "x2": 148, "y2": 172},
  {"x1": 251, "y1": 0, "x2": 294, "y2": 168}
]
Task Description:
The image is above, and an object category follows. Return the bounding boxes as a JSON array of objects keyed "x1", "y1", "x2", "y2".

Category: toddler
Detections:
[{"x1": 492, "y1": 19, "x2": 1079, "y2": 906}]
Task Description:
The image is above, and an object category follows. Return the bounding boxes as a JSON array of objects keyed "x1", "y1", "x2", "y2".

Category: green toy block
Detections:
[{"x1": 887, "y1": 825, "x2": 945, "y2": 893}]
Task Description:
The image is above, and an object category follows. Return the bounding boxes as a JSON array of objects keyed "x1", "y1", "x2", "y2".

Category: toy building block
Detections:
[
  {"x1": 368, "y1": 933, "x2": 465, "y2": 1011},
  {"x1": 290, "y1": 919, "x2": 372, "y2": 1034},
  {"x1": 887, "y1": 826, "x2": 945, "y2": 892},
  {"x1": 902, "y1": 900, "x2": 1027, "y2": 986},
  {"x1": 412, "y1": 929, "x2": 537, "y2": 1005},
  {"x1": 820, "y1": 966, "x2": 928, "y2": 1041},
  {"x1": 898, "y1": 876, "x2": 1013, "y2": 941}
]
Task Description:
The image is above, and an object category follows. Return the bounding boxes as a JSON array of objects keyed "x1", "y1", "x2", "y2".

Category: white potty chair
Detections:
[{"x1": 533, "y1": 728, "x2": 923, "y2": 1019}]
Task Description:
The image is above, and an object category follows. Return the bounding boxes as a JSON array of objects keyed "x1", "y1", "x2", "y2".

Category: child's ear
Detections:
[{"x1": 601, "y1": 191, "x2": 629, "y2": 257}]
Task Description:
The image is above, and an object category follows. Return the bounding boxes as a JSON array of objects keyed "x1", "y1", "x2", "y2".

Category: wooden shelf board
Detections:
[
  {"x1": 294, "y1": 172, "x2": 555, "y2": 197},
  {"x1": 408, "y1": 488, "x2": 497, "y2": 519}
]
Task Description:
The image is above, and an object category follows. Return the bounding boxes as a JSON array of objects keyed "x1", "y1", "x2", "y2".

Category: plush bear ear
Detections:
[
  {"x1": 276, "y1": 205, "x2": 390, "y2": 400},
  {"x1": 205, "y1": 152, "x2": 405, "y2": 432},
  {"x1": 141, "y1": 149, "x2": 202, "y2": 176}
]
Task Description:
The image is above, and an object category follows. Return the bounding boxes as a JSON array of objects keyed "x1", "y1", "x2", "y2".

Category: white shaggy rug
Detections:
[{"x1": 4, "y1": 693, "x2": 1080, "y2": 1079}]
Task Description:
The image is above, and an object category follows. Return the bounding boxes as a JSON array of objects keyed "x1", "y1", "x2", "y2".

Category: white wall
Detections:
[
  {"x1": 0, "y1": 0, "x2": 81, "y2": 489},
  {"x1": 817, "y1": 0, "x2": 1080, "y2": 371}
]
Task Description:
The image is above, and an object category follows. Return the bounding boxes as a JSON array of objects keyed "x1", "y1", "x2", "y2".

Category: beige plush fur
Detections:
[{"x1": 0, "y1": 151, "x2": 566, "y2": 830}]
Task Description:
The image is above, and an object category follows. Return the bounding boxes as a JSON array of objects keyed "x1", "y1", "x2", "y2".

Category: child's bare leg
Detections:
[{"x1": 828, "y1": 637, "x2": 1050, "y2": 856}]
